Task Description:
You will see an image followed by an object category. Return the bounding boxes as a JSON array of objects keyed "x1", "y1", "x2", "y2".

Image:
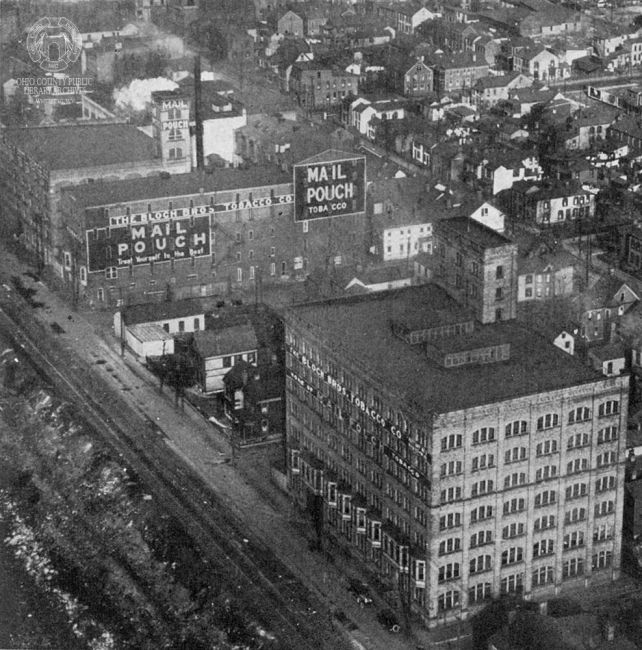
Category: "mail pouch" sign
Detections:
[
  {"x1": 87, "y1": 214, "x2": 211, "y2": 271},
  {"x1": 293, "y1": 156, "x2": 366, "y2": 222}
]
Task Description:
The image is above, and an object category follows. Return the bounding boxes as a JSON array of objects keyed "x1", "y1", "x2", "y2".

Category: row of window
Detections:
[
  {"x1": 441, "y1": 500, "x2": 616, "y2": 531},
  {"x1": 439, "y1": 551, "x2": 613, "y2": 610},
  {"x1": 441, "y1": 524, "x2": 614, "y2": 556},
  {"x1": 441, "y1": 411, "x2": 619, "y2": 451}
]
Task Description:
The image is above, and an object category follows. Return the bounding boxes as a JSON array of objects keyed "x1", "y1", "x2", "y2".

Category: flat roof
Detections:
[
  {"x1": 4, "y1": 123, "x2": 158, "y2": 171},
  {"x1": 438, "y1": 216, "x2": 514, "y2": 249},
  {"x1": 64, "y1": 167, "x2": 291, "y2": 210},
  {"x1": 288, "y1": 284, "x2": 602, "y2": 414}
]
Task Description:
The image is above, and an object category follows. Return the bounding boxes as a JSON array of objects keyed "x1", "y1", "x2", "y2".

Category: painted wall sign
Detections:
[{"x1": 293, "y1": 157, "x2": 366, "y2": 221}]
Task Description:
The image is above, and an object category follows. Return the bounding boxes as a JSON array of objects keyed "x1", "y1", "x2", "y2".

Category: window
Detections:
[
  {"x1": 495, "y1": 287, "x2": 503, "y2": 301},
  {"x1": 438, "y1": 562, "x2": 460, "y2": 582},
  {"x1": 563, "y1": 531, "x2": 584, "y2": 549},
  {"x1": 441, "y1": 486, "x2": 463, "y2": 503},
  {"x1": 470, "y1": 530, "x2": 492, "y2": 548},
  {"x1": 470, "y1": 555, "x2": 492, "y2": 574},
  {"x1": 437, "y1": 590, "x2": 460, "y2": 611},
  {"x1": 565, "y1": 483, "x2": 587, "y2": 500},
  {"x1": 505, "y1": 447, "x2": 527, "y2": 464},
  {"x1": 567, "y1": 458, "x2": 589, "y2": 474},
  {"x1": 592, "y1": 550, "x2": 613, "y2": 570},
  {"x1": 237, "y1": 267, "x2": 243, "y2": 282},
  {"x1": 564, "y1": 507, "x2": 586, "y2": 524},
  {"x1": 532, "y1": 566, "x2": 554, "y2": 587},
  {"x1": 79, "y1": 266, "x2": 87, "y2": 283},
  {"x1": 270, "y1": 262, "x2": 276, "y2": 276},
  {"x1": 505, "y1": 420, "x2": 528, "y2": 437},
  {"x1": 567, "y1": 433, "x2": 589, "y2": 449},
  {"x1": 535, "y1": 465, "x2": 557, "y2": 482},
  {"x1": 470, "y1": 505, "x2": 493, "y2": 523},
  {"x1": 536, "y1": 440, "x2": 558, "y2": 456},
  {"x1": 504, "y1": 472, "x2": 526, "y2": 489},
  {"x1": 503, "y1": 498, "x2": 525, "y2": 515},
  {"x1": 472, "y1": 428, "x2": 495, "y2": 445},
  {"x1": 496, "y1": 265, "x2": 504, "y2": 279},
  {"x1": 562, "y1": 557, "x2": 583, "y2": 579},
  {"x1": 537, "y1": 413, "x2": 559, "y2": 430},
  {"x1": 178, "y1": 320, "x2": 185, "y2": 332},
  {"x1": 534, "y1": 490, "x2": 556, "y2": 508},
  {"x1": 500, "y1": 573, "x2": 523, "y2": 595},
  {"x1": 441, "y1": 460, "x2": 462, "y2": 477},
  {"x1": 568, "y1": 407, "x2": 590, "y2": 424},
  {"x1": 594, "y1": 500, "x2": 615, "y2": 517},
  {"x1": 471, "y1": 480, "x2": 494, "y2": 497},
  {"x1": 597, "y1": 427, "x2": 618, "y2": 444},
  {"x1": 502, "y1": 523, "x2": 525, "y2": 539},
  {"x1": 193, "y1": 318, "x2": 200, "y2": 331},
  {"x1": 533, "y1": 539, "x2": 554, "y2": 557},
  {"x1": 439, "y1": 512, "x2": 462, "y2": 530},
  {"x1": 441, "y1": 434, "x2": 462, "y2": 451},
  {"x1": 223, "y1": 356, "x2": 232, "y2": 368},
  {"x1": 598, "y1": 401, "x2": 619, "y2": 417},
  {"x1": 105, "y1": 267, "x2": 118, "y2": 279},
  {"x1": 597, "y1": 451, "x2": 617, "y2": 467},
  {"x1": 471, "y1": 454, "x2": 495, "y2": 472},
  {"x1": 596, "y1": 476, "x2": 616, "y2": 493},
  {"x1": 468, "y1": 582, "x2": 492, "y2": 604},
  {"x1": 534, "y1": 515, "x2": 555, "y2": 531},
  {"x1": 438, "y1": 537, "x2": 462, "y2": 555}
]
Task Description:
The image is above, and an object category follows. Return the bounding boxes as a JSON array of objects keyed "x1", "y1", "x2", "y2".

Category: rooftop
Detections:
[
  {"x1": 64, "y1": 167, "x2": 291, "y2": 211},
  {"x1": 123, "y1": 298, "x2": 205, "y2": 325},
  {"x1": 288, "y1": 284, "x2": 601, "y2": 414},
  {"x1": 438, "y1": 216, "x2": 513, "y2": 249},
  {"x1": 3, "y1": 123, "x2": 158, "y2": 171},
  {"x1": 193, "y1": 323, "x2": 258, "y2": 358}
]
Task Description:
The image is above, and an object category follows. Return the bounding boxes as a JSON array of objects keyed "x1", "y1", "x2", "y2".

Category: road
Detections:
[{"x1": 0, "y1": 249, "x2": 461, "y2": 649}]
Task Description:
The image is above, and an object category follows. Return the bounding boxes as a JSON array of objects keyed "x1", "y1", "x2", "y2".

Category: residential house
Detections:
[
  {"x1": 609, "y1": 115, "x2": 642, "y2": 152},
  {"x1": 589, "y1": 343, "x2": 627, "y2": 377},
  {"x1": 222, "y1": 361, "x2": 284, "y2": 445},
  {"x1": 564, "y1": 106, "x2": 619, "y2": 151},
  {"x1": 517, "y1": 246, "x2": 575, "y2": 301},
  {"x1": 349, "y1": 97, "x2": 406, "y2": 140},
  {"x1": 278, "y1": 10, "x2": 304, "y2": 37},
  {"x1": 404, "y1": 56, "x2": 434, "y2": 97},
  {"x1": 474, "y1": 148, "x2": 543, "y2": 195},
  {"x1": 513, "y1": 44, "x2": 567, "y2": 81},
  {"x1": 471, "y1": 72, "x2": 532, "y2": 108},
  {"x1": 554, "y1": 326, "x2": 579, "y2": 356},
  {"x1": 518, "y1": 3, "x2": 585, "y2": 38},
  {"x1": 430, "y1": 51, "x2": 490, "y2": 95},
  {"x1": 505, "y1": 181, "x2": 596, "y2": 225},
  {"x1": 290, "y1": 61, "x2": 359, "y2": 110},
  {"x1": 575, "y1": 277, "x2": 640, "y2": 344},
  {"x1": 508, "y1": 87, "x2": 557, "y2": 117},
  {"x1": 190, "y1": 322, "x2": 259, "y2": 393}
]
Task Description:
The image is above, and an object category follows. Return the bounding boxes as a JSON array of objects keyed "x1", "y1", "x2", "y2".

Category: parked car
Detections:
[
  {"x1": 347, "y1": 578, "x2": 373, "y2": 607},
  {"x1": 377, "y1": 609, "x2": 401, "y2": 633}
]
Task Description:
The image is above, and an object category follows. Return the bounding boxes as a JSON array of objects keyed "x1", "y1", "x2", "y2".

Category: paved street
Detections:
[{"x1": 0, "y1": 249, "x2": 471, "y2": 649}]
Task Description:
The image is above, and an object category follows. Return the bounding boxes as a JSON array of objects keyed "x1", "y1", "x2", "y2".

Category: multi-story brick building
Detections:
[
  {"x1": 284, "y1": 283, "x2": 628, "y2": 628},
  {"x1": 59, "y1": 151, "x2": 368, "y2": 307},
  {"x1": 0, "y1": 88, "x2": 192, "y2": 275},
  {"x1": 290, "y1": 62, "x2": 359, "y2": 110},
  {"x1": 432, "y1": 217, "x2": 518, "y2": 324}
]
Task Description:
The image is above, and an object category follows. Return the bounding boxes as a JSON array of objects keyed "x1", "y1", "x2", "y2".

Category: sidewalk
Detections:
[{"x1": 2, "y1": 254, "x2": 455, "y2": 649}]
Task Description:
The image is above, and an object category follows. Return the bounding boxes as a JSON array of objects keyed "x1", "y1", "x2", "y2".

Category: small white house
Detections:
[
  {"x1": 589, "y1": 343, "x2": 626, "y2": 377},
  {"x1": 126, "y1": 323, "x2": 174, "y2": 359},
  {"x1": 553, "y1": 329, "x2": 577, "y2": 355}
]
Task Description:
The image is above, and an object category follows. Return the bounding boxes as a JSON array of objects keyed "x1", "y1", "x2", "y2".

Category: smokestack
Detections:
[{"x1": 194, "y1": 55, "x2": 204, "y2": 170}]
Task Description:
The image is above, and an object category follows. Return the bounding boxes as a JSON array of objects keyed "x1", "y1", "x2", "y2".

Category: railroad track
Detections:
[{"x1": 0, "y1": 295, "x2": 348, "y2": 650}]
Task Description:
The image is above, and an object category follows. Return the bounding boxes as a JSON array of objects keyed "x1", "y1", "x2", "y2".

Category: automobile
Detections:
[
  {"x1": 347, "y1": 578, "x2": 374, "y2": 607},
  {"x1": 377, "y1": 609, "x2": 401, "y2": 633}
]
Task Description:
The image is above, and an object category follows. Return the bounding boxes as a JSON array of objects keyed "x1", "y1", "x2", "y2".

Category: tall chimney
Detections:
[{"x1": 194, "y1": 55, "x2": 204, "y2": 170}]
